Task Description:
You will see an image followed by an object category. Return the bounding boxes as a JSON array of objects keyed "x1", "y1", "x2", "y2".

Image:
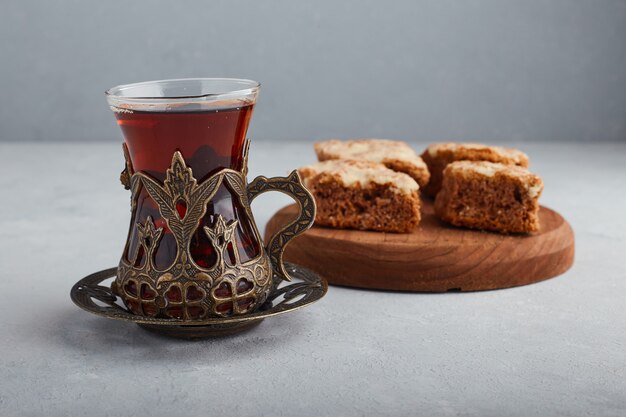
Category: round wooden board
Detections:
[{"x1": 264, "y1": 200, "x2": 575, "y2": 292}]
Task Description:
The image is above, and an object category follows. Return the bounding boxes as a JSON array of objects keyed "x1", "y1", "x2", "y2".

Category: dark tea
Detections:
[
  {"x1": 113, "y1": 102, "x2": 261, "y2": 271},
  {"x1": 106, "y1": 78, "x2": 316, "y2": 321}
]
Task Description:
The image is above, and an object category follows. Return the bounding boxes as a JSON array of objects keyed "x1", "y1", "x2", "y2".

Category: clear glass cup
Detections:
[{"x1": 105, "y1": 78, "x2": 314, "y2": 320}]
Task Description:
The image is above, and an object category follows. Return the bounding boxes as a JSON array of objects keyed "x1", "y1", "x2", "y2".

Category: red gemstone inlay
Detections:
[
  {"x1": 175, "y1": 200, "x2": 187, "y2": 219},
  {"x1": 165, "y1": 286, "x2": 182, "y2": 303},
  {"x1": 142, "y1": 303, "x2": 158, "y2": 316},
  {"x1": 187, "y1": 306, "x2": 205, "y2": 319},
  {"x1": 186, "y1": 285, "x2": 203, "y2": 302},
  {"x1": 236, "y1": 297, "x2": 255, "y2": 312},
  {"x1": 124, "y1": 280, "x2": 138, "y2": 297},
  {"x1": 214, "y1": 282, "x2": 232, "y2": 298},
  {"x1": 216, "y1": 302, "x2": 233, "y2": 315},
  {"x1": 236, "y1": 278, "x2": 254, "y2": 294},
  {"x1": 166, "y1": 306, "x2": 184, "y2": 319},
  {"x1": 140, "y1": 284, "x2": 157, "y2": 300}
]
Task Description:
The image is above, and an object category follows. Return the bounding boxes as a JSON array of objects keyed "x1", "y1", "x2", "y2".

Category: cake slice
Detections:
[
  {"x1": 298, "y1": 160, "x2": 421, "y2": 233},
  {"x1": 314, "y1": 139, "x2": 430, "y2": 188},
  {"x1": 434, "y1": 161, "x2": 543, "y2": 234},
  {"x1": 421, "y1": 143, "x2": 529, "y2": 197}
]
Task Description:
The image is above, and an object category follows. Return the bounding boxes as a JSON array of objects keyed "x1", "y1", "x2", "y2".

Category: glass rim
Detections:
[{"x1": 105, "y1": 78, "x2": 261, "y2": 102}]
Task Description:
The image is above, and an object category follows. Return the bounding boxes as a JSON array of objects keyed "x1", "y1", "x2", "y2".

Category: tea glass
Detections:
[{"x1": 105, "y1": 78, "x2": 315, "y2": 320}]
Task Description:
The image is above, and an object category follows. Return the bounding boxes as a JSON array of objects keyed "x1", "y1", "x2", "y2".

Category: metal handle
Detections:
[{"x1": 247, "y1": 170, "x2": 316, "y2": 281}]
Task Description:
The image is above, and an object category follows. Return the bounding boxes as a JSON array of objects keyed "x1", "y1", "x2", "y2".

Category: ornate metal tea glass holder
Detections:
[
  {"x1": 71, "y1": 263, "x2": 327, "y2": 338},
  {"x1": 70, "y1": 147, "x2": 326, "y2": 338}
]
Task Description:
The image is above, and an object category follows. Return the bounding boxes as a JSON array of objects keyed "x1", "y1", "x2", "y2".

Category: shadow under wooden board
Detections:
[{"x1": 264, "y1": 199, "x2": 575, "y2": 292}]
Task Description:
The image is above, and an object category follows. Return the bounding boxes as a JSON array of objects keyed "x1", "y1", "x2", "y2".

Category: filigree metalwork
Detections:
[
  {"x1": 248, "y1": 171, "x2": 316, "y2": 281},
  {"x1": 70, "y1": 263, "x2": 327, "y2": 338},
  {"x1": 115, "y1": 150, "x2": 316, "y2": 320},
  {"x1": 120, "y1": 143, "x2": 133, "y2": 190},
  {"x1": 241, "y1": 137, "x2": 251, "y2": 179}
]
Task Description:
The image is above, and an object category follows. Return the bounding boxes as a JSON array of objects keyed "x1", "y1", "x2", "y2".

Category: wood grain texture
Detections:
[{"x1": 264, "y1": 200, "x2": 575, "y2": 292}]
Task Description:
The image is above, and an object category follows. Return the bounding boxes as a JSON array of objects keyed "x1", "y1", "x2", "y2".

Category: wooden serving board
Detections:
[{"x1": 264, "y1": 200, "x2": 574, "y2": 292}]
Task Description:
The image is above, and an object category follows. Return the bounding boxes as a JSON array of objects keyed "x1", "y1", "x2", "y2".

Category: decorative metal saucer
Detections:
[{"x1": 71, "y1": 262, "x2": 327, "y2": 339}]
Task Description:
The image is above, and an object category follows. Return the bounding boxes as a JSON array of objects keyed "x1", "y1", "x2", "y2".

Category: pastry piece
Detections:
[
  {"x1": 314, "y1": 139, "x2": 430, "y2": 188},
  {"x1": 298, "y1": 160, "x2": 421, "y2": 233},
  {"x1": 434, "y1": 161, "x2": 543, "y2": 234},
  {"x1": 421, "y1": 143, "x2": 529, "y2": 197}
]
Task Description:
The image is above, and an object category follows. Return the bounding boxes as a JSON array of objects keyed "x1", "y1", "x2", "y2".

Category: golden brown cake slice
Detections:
[
  {"x1": 314, "y1": 139, "x2": 430, "y2": 188},
  {"x1": 298, "y1": 160, "x2": 421, "y2": 233},
  {"x1": 421, "y1": 143, "x2": 529, "y2": 197},
  {"x1": 434, "y1": 161, "x2": 543, "y2": 234}
]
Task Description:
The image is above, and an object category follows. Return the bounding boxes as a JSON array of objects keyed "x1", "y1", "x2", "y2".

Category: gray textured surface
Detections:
[
  {"x1": 1, "y1": 0, "x2": 626, "y2": 143},
  {"x1": 0, "y1": 141, "x2": 625, "y2": 417}
]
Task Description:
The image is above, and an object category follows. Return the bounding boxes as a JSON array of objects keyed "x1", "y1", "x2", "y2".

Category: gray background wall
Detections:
[{"x1": 0, "y1": 0, "x2": 624, "y2": 143}]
